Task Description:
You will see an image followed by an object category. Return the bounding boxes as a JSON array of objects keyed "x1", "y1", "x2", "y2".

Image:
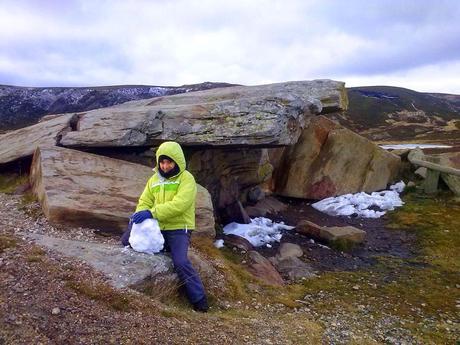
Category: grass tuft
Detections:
[
  {"x1": 66, "y1": 280, "x2": 134, "y2": 312},
  {"x1": 0, "y1": 235, "x2": 18, "y2": 253},
  {"x1": 0, "y1": 173, "x2": 29, "y2": 194},
  {"x1": 26, "y1": 246, "x2": 46, "y2": 263}
]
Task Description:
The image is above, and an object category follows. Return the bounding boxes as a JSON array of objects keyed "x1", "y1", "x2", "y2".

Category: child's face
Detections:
[{"x1": 159, "y1": 158, "x2": 176, "y2": 173}]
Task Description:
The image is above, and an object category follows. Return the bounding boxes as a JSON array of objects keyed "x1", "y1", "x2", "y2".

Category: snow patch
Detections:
[
  {"x1": 223, "y1": 217, "x2": 294, "y2": 247},
  {"x1": 214, "y1": 239, "x2": 224, "y2": 248},
  {"x1": 312, "y1": 182, "x2": 405, "y2": 218}
]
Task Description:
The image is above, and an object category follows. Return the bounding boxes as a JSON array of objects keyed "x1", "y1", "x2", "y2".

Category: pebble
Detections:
[
  {"x1": 352, "y1": 285, "x2": 360, "y2": 290},
  {"x1": 52, "y1": 307, "x2": 61, "y2": 315}
]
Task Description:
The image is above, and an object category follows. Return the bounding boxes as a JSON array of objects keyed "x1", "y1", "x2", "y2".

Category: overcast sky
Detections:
[{"x1": 1, "y1": 0, "x2": 459, "y2": 93}]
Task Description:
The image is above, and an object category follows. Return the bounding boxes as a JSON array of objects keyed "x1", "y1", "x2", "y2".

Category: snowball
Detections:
[
  {"x1": 129, "y1": 218, "x2": 164, "y2": 254},
  {"x1": 312, "y1": 181, "x2": 405, "y2": 218},
  {"x1": 223, "y1": 217, "x2": 294, "y2": 247}
]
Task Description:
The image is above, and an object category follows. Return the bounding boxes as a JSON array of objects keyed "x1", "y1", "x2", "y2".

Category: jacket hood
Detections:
[{"x1": 155, "y1": 141, "x2": 186, "y2": 176}]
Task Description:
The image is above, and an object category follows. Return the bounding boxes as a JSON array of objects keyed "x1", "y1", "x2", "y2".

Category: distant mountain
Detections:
[
  {"x1": 327, "y1": 86, "x2": 460, "y2": 142},
  {"x1": 0, "y1": 82, "x2": 236, "y2": 132}
]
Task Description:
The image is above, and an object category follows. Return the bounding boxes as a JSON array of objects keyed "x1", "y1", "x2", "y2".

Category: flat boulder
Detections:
[
  {"x1": 274, "y1": 116, "x2": 401, "y2": 199},
  {"x1": 296, "y1": 220, "x2": 366, "y2": 247},
  {"x1": 59, "y1": 80, "x2": 347, "y2": 148},
  {"x1": 30, "y1": 146, "x2": 215, "y2": 236},
  {"x1": 0, "y1": 113, "x2": 75, "y2": 164},
  {"x1": 270, "y1": 256, "x2": 316, "y2": 281},
  {"x1": 26, "y1": 233, "x2": 172, "y2": 289}
]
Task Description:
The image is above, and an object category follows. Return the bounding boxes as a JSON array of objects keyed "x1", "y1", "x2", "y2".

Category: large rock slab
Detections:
[
  {"x1": 26, "y1": 233, "x2": 222, "y2": 294},
  {"x1": 0, "y1": 113, "x2": 75, "y2": 164},
  {"x1": 26, "y1": 233, "x2": 172, "y2": 289},
  {"x1": 30, "y1": 146, "x2": 215, "y2": 235},
  {"x1": 59, "y1": 80, "x2": 347, "y2": 148},
  {"x1": 274, "y1": 116, "x2": 401, "y2": 199}
]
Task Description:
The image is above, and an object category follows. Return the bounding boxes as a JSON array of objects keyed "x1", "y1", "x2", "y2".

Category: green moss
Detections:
[
  {"x1": 26, "y1": 246, "x2": 46, "y2": 263},
  {"x1": 257, "y1": 162, "x2": 274, "y2": 181},
  {"x1": 190, "y1": 236, "x2": 255, "y2": 302},
  {"x1": 388, "y1": 191, "x2": 460, "y2": 271},
  {"x1": 66, "y1": 280, "x2": 134, "y2": 312},
  {"x1": 329, "y1": 238, "x2": 357, "y2": 252},
  {"x1": 20, "y1": 190, "x2": 37, "y2": 204},
  {"x1": 0, "y1": 173, "x2": 29, "y2": 194}
]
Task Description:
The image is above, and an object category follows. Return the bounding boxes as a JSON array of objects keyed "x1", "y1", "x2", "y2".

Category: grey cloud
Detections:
[{"x1": 1, "y1": 0, "x2": 459, "y2": 92}]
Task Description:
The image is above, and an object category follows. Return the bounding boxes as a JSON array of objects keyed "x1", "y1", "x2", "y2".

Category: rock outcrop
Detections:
[
  {"x1": 26, "y1": 233, "x2": 172, "y2": 289},
  {"x1": 2, "y1": 79, "x2": 352, "y2": 233},
  {"x1": 0, "y1": 82, "x2": 236, "y2": 131},
  {"x1": 296, "y1": 220, "x2": 366, "y2": 247},
  {"x1": 59, "y1": 80, "x2": 347, "y2": 148},
  {"x1": 30, "y1": 146, "x2": 215, "y2": 236},
  {"x1": 26, "y1": 233, "x2": 223, "y2": 294},
  {"x1": 187, "y1": 147, "x2": 274, "y2": 223},
  {"x1": 274, "y1": 116, "x2": 401, "y2": 199},
  {"x1": 0, "y1": 113, "x2": 75, "y2": 164}
]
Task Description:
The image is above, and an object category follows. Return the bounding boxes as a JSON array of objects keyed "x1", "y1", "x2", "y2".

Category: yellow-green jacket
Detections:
[{"x1": 135, "y1": 141, "x2": 197, "y2": 231}]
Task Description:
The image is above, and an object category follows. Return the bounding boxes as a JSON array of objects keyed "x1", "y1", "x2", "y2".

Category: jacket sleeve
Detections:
[
  {"x1": 152, "y1": 172, "x2": 197, "y2": 221},
  {"x1": 135, "y1": 178, "x2": 155, "y2": 212}
]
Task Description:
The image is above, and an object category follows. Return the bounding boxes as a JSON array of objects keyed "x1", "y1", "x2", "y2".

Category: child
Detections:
[{"x1": 121, "y1": 141, "x2": 208, "y2": 312}]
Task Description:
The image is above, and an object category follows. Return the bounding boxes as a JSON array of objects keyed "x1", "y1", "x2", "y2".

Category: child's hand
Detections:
[{"x1": 131, "y1": 210, "x2": 153, "y2": 224}]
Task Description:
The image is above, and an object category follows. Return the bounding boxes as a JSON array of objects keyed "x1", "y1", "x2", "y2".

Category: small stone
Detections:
[
  {"x1": 52, "y1": 307, "x2": 61, "y2": 315},
  {"x1": 352, "y1": 285, "x2": 360, "y2": 290},
  {"x1": 421, "y1": 303, "x2": 426, "y2": 307}
]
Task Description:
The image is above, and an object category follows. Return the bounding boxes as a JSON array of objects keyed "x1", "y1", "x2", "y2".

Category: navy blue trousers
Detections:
[{"x1": 121, "y1": 223, "x2": 206, "y2": 304}]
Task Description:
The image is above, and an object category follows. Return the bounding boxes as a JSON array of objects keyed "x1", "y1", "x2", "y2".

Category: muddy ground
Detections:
[{"x1": 251, "y1": 196, "x2": 417, "y2": 272}]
